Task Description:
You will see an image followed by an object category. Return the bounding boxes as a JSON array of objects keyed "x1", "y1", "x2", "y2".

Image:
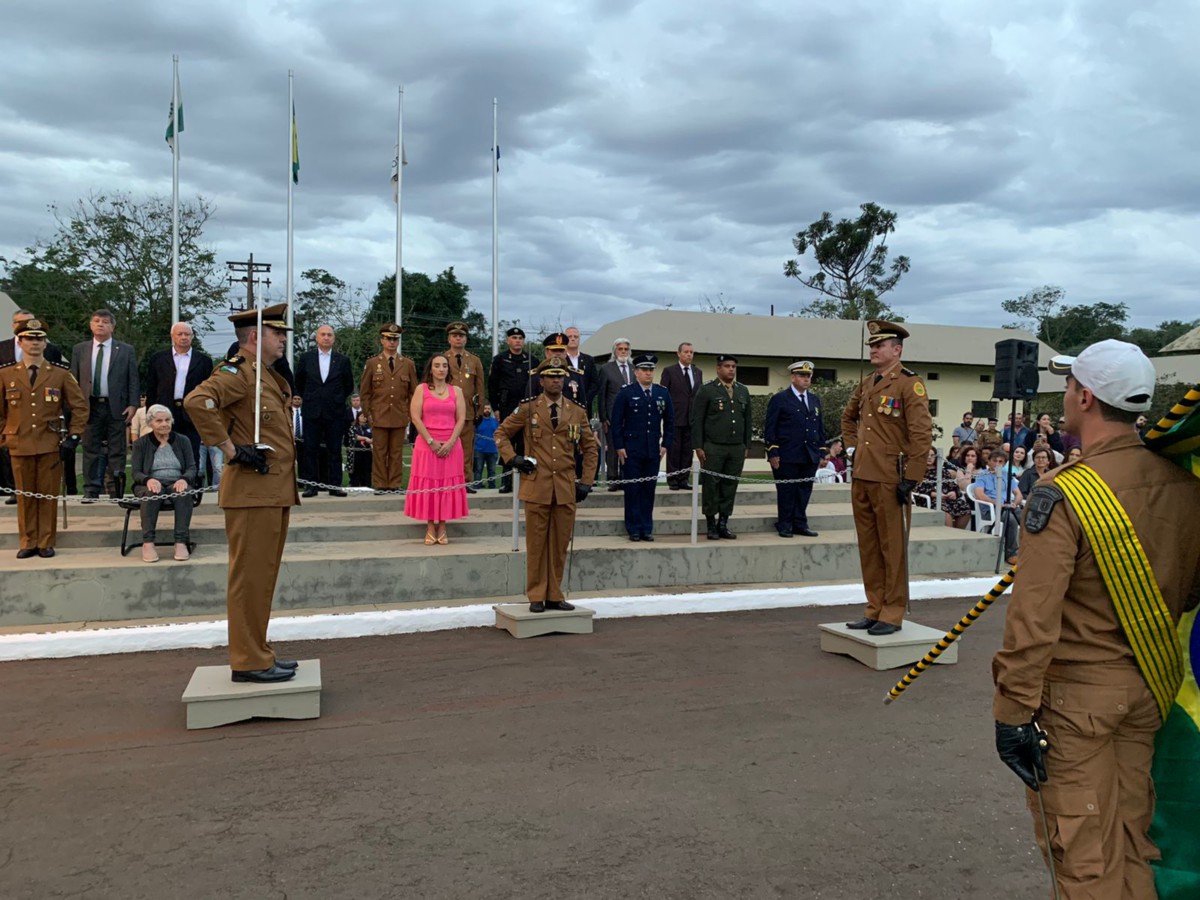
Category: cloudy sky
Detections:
[{"x1": 2, "y1": 0, "x2": 1197, "y2": 343}]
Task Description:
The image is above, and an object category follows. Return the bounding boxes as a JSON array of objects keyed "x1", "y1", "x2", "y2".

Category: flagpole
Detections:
[
  {"x1": 286, "y1": 69, "x2": 295, "y2": 368},
  {"x1": 171, "y1": 54, "x2": 180, "y2": 325},
  {"x1": 395, "y1": 85, "x2": 404, "y2": 355},
  {"x1": 491, "y1": 97, "x2": 499, "y2": 358}
]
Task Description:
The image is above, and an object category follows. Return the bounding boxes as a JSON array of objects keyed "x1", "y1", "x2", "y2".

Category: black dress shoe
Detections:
[
  {"x1": 274, "y1": 659, "x2": 299, "y2": 670},
  {"x1": 38, "y1": 548, "x2": 55, "y2": 559},
  {"x1": 607, "y1": 485, "x2": 621, "y2": 492},
  {"x1": 706, "y1": 519, "x2": 720, "y2": 540},
  {"x1": 545, "y1": 600, "x2": 576, "y2": 611},
  {"x1": 629, "y1": 533, "x2": 641, "y2": 542},
  {"x1": 466, "y1": 486, "x2": 478, "y2": 494},
  {"x1": 329, "y1": 489, "x2": 347, "y2": 497},
  {"x1": 302, "y1": 487, "x2": 319, "y2": 498},
  {"x1": 16, "y1": 548, "x2": 38, "y2": 559},
  {"x1": 4, "y1": 496, "x2": 16, "y2": 505},
  {"x1": 868, "y1": 621, "x2": 902, "y2": 636},
  {"x1": 795, "y1": 527, "x2": 819, "y2": 537},
  {"x1": 498, "y1": 485, "x2": 513, "y2": 494},
  {"x1": 529, "y1": 602, "x2": 546, "y2": 613},
  {"x1": 846, "y1": 617, "x2": 876, "y2": 630},
  {"x1": 81, "y1": 494, "x2": 99, "y2": 504},
  {"x1": 641, "y1": 534, "x2": 654, "y2": 542},
  {"x1": 776, "y1": 528, "x2": 794, "y2": 538},
  {"x1": 231, "y1": 665, "x2": 296, "y2": 683}
]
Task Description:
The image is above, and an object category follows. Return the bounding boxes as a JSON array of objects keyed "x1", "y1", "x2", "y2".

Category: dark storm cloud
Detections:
[{"x1": 1, "y1": 0, "x2": 1197, "y2": 345}]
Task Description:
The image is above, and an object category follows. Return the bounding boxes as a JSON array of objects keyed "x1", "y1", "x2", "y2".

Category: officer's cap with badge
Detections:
[
  {"x1": 14, "y1": 319, "x2": 48, "y2": 339},
  {"x1": 788, "y1": 360, "x2": 815, "y2": 374},
  {"x1": 505, "y1": 326, "x2": 525, "y2": 339},
  {"x1": 865, "y1": 320, "x2": 910, "y2": 345},
  {"x1": 633, "y1": 353, "x2": 657, "y2": 369},
  {"x1": 446, "y1": 321, "x2": 469, "y2": 336},
  {"x1": 543, "y1": 332, "x2": 569, "y2": 351},
  {"x1": 379, "y1": 323, "x2": 404, "y2": 338},
  {"x1": 534, "y1": 358, "x2": 568, "y2": 378},
  {"x1": 715, "y1": 353, "x2": 738, "y2": 365},
  {"x1": 229, "y1": 303, "x2": 293, "y2": 332},
  {"x1": 1048, "y1": 339, "x2": 1155, "y2": 413}
]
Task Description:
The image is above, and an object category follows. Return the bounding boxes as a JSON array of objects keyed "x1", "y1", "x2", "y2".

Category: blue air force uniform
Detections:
[
  {"x1": 609, "y1": 355, "x2": 674, "y2": 540},
  {"x1": 764, "y1": 360, "x2": 827, "y2": 537}
]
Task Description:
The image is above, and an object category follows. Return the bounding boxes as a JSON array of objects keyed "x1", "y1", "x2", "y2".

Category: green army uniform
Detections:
[{"x1": 691, "y1": 376, "x2": 752, "y2": 521}]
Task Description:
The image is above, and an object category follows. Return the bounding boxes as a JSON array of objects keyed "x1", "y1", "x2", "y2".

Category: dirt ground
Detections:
[{"x1": 0, "y1": 598, "x2": 1049, "y2": 899}]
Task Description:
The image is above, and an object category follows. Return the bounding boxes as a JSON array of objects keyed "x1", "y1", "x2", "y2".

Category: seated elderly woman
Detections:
[{"x1": 131, "y1": 403, "x2": 197, "y2": 562}]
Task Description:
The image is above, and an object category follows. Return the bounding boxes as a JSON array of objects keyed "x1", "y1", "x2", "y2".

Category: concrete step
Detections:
[
  {"x1": 0, "y1": 502, "x2": 943, "y2": 549},
  {"x1": 0, "y1": 526, "x2": 1001, "y2": 628}
]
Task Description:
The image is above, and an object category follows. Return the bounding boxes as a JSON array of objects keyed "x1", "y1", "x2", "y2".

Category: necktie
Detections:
[
  {"x1": 550, "y1": 402, "x2": 559, "y2": 429},
  {"x1": 295, "y1": 411, "x2": 302, "y2": 438},
  {"x1": 29, "y1": 365, "x2": 37, "y2": 387},
  {"x1": 388, "y1": 357, "x2": 395, "y2": 373},
  {"x1": 685, "y1": 367, "x2": 691, "y2": 388},
  {"x1": 92, "y1": 343, "x2": 104, "y2": 397},
  {"x1": 645, "y1": 389, "x2": 651, "y2": 400},
  {"x1": 801, "y1": 392, "x2": 808, "y2": 412},
  {"x1": 620, "y1": 363, "x2": 628, "y2": 384},
  {"x1": 456, "y1": 353, "x2": 463, "y2": 370}
]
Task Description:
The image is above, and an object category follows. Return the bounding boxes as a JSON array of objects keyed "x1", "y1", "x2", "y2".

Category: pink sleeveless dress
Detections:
[{"x1": 404, "y1": 384, "x2": 469, "y2": 521}]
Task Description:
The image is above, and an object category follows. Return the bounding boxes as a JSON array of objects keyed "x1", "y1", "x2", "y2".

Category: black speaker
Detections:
[{"x1": 993, "y1": 339, "x2": 1040, "y2": 400}]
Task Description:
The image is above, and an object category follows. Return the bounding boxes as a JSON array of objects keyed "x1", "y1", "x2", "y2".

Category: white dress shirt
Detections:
[
  {"x1": 172, "y1": 348, "x2": 192, "y2": 400},
  {"x1": 318, "y1": 349, "x2": 331, "y2": 382},
  {"x1": 13, "y1": 341, "x2": 22, "y2": 363},
  {"x1": 92, "y1": 338, "x2": 113, "y2": 397}
]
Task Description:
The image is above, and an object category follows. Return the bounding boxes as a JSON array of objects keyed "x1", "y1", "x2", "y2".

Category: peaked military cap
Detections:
[
  {"x1": 865, "y1": 319, "x2": 910, "y2": 345},
  {"x1": 379, "y1": 323, "x2": 404, "y2": 338},
  {"x1": 633, "y1": 354, "x2": 657, "y2": 369},
  {"x1": 446, "y1": 321, "x2": 469, "y2": 335},
  {"x1": 715, "y1": 353, "x2": 738, "y2": 365},
  {"x1": 534, "y1": 358, "x2": 568, "y2": 377},
  {"x1": 543, "y1": 332, "x2": 569, "y2": 351},
  {"x1": 788, "y1": 360, "x2": 815, "y2": 374},
  {"x1": 229, "y1": 303, "x2": 292, "y2": 331},
  {"x1": 14, "y1": 318, "x2": 47, "y2": 338}
]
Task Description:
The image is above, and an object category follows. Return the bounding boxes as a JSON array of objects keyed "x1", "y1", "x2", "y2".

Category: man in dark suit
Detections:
[
  {"x1": 596, "y1": 337, "x2": 634, "y2": 490},
  {"x1": 764, "y1": 360, "x2": 827, "y2": 538},
  {"x1": 0, "y1": 310, "x2": 65, "y2": 504},
  {"x1": 143, "y1": 321, "x2": 213, "y2": 477},
  {"x1": 609, "y1": 354, "x2": 673, "y2": 541},
  {"x1": 295, "y1": 324, "x2": 354, "y2": 497},
  {"x1": 70, "y1": 308, "x2": 140, "y2": 500},
  {"x1": 660, "y1": 341, "x2": 703, "y2": 490},
  {"x1": 564, "y1": 326, "x2": 598, "y2": 416}
]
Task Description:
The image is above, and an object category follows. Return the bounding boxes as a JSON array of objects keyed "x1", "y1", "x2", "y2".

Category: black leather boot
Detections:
[
  {"x1": 718, "y1": 516, "x2": 736, "y2": 539},
  {"x1": 706, "y1": 516, "x2": 720, "y2": 540}
]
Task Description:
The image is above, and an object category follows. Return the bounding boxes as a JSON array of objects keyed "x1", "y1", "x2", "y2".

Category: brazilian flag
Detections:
[{"x1": 1145, "y1": 388, "x2": 1200, "y2": 897}]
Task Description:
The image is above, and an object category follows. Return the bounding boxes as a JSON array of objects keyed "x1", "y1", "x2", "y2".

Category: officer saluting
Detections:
[
  {"x1": 0, "y1": 318, "x2": 88, "y2": 559},
  {"x1": 185, "y1": 303, "x2": 300, "y2": 683},
  {"x1": 609, "y1": 354, "x2": 674, "y2": 541},
  {"x1": 494, "y1": 358, "x2": 599, "y2": 612},
  {"x1": 691, "y1": 353, "x2": 752, "y2": 540},
  {"x1": 764, "y1": 360, "x2": 827, "y2": 538},
  {"x1": 487, "y1": 326, "x2": 539, "y2": 494},
  {"x1": 841, "y1": 320, "x2": 932, "y2": 635}
]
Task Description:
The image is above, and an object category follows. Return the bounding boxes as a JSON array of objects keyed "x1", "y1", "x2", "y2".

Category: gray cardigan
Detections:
[{"x1": 131, "y1": 431, "x2": 197, "y2": 492}]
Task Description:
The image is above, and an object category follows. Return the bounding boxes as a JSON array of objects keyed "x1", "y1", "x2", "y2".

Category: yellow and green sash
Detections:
[{"x1": 1055, "y1": 464, "x2": 1184, "y2": 721}]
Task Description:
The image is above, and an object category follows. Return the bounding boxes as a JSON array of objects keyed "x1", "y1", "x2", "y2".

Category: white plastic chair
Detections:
[{"x1": 971, "y1": 492, "x2": 999, "y2": 535}]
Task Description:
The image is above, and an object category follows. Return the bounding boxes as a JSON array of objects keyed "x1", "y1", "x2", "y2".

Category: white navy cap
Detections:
[{"x1": 1048, "y1": 339, "x2": 1155, "y2": 412}]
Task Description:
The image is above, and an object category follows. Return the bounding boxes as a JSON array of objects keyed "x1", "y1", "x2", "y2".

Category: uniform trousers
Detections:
[
  {"x1": 850, "y1": 478, "x2": 909, "y2": 625},
  {"x1": 524, "y1": 499, "x2": 575, "y2": 602},
  {"x1": 772, "y1": 460, "x2": 818, "y2": 530},
  {"x1": 12, "y1": 452, "x2": 62, "y2": 549},
  {"x1": 621, "y1": 454, "x2": 661, "y2": 537},
  {"x1": 224, "y1": 506, "x2": 290, "y2": 671},
  {"x1": 666, "y1": 425, "x2": 693, "y2": 488},
  {"x1": 82, "y1": 397, "x2": 127, "y2": 495},
  {"x1": 301, "y1": 414, "x2": 347, "y2": 489},
  {"x1": 460, "y1": 420, "x2": 476, "y2": 486},
  {"x1": 701, "y1": 441, "x2": 745, "y2": 517},
  {"x1": 371, "y1": 426, "x2": 406, "y2": 489},
  {"x1": 0, "y1": 446, "x2": 14, "y2": 496},
  {"x1": 1029, "y1": 664, "x2": 1160, "y2": 900},
  {"x1": 602, "y1": 425, "x2": 623, "y2": 487}
]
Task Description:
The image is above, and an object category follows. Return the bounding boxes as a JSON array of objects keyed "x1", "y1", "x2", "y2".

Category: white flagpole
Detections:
[
  {"x1": 286, "y1": 69, "x2": 295, "y2": 368},
  {"x1": 171, "y1": 54, "x2": 180, "y2": 325},
  {"x1": 491, "y1": 97, "x2": 499, "y2": 358},
  {"x1": 395, "y1": 85, "x2": 404, "y2": 355}
]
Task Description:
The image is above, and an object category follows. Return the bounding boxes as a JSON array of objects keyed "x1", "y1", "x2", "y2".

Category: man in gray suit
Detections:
[
  {"x1": 70, "y1": 308, "x2": 139, "y2": 500},
  {"x1": 596, "y1": 337, "x2": 634, "y2": 491}
]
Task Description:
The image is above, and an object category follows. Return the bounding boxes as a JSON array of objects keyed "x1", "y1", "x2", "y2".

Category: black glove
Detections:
[
  {"x1": 995, "y1": 720, "x2": 1049, "y2": 791},
  {"x1": 896, "y1": 478, "x2": 917, "y2": 505},
  {"x1": 59, "y1": 434, "x2": 81, "y2": 452},
  {"x1": 473, "y1": 416, "x2": 484, "y2": 428},
  {"x1": 230, "y1": 444, "x2": 270, "y2": 475},
  {"x1": 575, "y1": 483, "x2": 592, "y2": 503},
  {"x1": 514, "y1": 457, "x2": 537, "y2": 476}
]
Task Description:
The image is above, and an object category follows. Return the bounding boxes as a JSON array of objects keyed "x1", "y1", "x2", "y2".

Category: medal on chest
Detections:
[{"x1": 877, "y1": 396, "x2": 901, "y2": 416}]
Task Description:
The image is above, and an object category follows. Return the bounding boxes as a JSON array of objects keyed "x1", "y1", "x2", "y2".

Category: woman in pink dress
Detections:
[{"x1": 405, "y1": 354, "x2": 469, "y2": 543}]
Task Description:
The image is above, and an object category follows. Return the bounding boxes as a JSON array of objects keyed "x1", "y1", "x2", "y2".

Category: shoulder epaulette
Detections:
[
  {"x1": 901, "y1": 367, "x2": 917, "y2": 377},
  {"x1": 519, "y1": 395, "x2": 539, "y2": 404},
  {"x1": 0, "y1": 361, "x2": 17, "y2": 370},
  {"x1": 567, "y1": 365, "x2": 583, "y2": 374},
  {"x1": 52, "y1": 360, "x2": 70, "y2": 370},
  {"x1": 218, "y1": 355, "x2": 244, "y2": 374},
  {"x1": 562, "y1": 396, "x2": 584, "y2": 409}
]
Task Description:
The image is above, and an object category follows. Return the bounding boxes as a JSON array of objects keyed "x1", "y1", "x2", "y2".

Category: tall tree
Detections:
[
  {"x1": 1127, "y1": 319, "x2": 1199, "y2": 355},
  {"x1": 1002, "y1": 286, "x2": 1131, "y2": 354},
  {"x1": 366, "y1": 267, "x2": 490, "y2": 370},
  {"x1": 1001, "y1": 285, "x2": 1066, "y2": 337},
  {"x1": 783, "y1": 202, "x2": 910, "y2": 320}
]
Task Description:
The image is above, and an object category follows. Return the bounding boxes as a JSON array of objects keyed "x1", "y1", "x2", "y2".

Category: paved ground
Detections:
[{"x1": 0, "y1": 598, "x2": 1048, "y2": 899}]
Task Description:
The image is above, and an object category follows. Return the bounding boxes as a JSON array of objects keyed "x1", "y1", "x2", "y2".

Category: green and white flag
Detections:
[{"x1": 165, "y1": 70, "x2": 184, "y2": 151}]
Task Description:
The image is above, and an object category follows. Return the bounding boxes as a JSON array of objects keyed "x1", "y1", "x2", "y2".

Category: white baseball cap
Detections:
[{"x1": 1048, "y1": 339, "x2": 1155, "y2": 412}]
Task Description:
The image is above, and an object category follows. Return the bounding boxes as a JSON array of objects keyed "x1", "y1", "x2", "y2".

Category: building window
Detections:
[
  {"x1": 928, "y1": 399, "x2": 940, "y2": 417},
  {"x1": 927, "y1": 372, "x2": 940, "y2": 381},
  {"x1": 979, "y1": 373, "x2": 992, "y2": 383},
  {"x1": 972, "y1": 400, "x2": 998, "y2": 419},
  {"x1": 737, "y1": 366, "x2": 770, "y2": 386},
  {"x1": 812, "y1": 367, "x2": 838, "y2": 383}
]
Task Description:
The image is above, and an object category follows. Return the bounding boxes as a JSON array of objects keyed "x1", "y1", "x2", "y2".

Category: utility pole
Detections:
[{"x1": 226, "y1": 253, "x2": 272, "y2": 312}]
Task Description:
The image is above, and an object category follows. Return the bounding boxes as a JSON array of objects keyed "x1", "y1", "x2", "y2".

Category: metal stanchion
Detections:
[
  {"x1": 935, "y1": 448, "x2": 943, "y2": 514},
  {"x1": 510, "y1": 469, "x2": 521, "y2": 552},
  {"x1": 690, "y1": 457, "x2": 701, "y2": 544}
]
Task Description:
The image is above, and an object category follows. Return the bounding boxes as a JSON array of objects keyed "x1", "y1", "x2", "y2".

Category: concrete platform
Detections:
[
  {"x1": 181, "y1": 659, "x2": 322, "y2": 729},
  {"x1": 494, "y1": 603, "x2": 595, "y2": 638},
  {"x1": 817, "y1": 621, "x2": 958, "y2": 670}
]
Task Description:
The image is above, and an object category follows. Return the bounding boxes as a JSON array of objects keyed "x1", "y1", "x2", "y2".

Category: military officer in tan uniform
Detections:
[
  {"x1": 0, "y1": 319, "x2": 88, "y2": 558},
  {"x1": 358, "y1": 323, "x2": 417, "y2": 491},
  {"x1": 841, "y1": 320, "x2": 933, "y2": 635},
  {"x1": 992, "y1": 340, "x2": 1200, "y2": 899},
  {"x1": 443, "y1": 321, "x2": 486, "y2": 493},
  {"x1": 495, "y1": 359, "x2": 599, "y2": 612},
  {"x1": 185, "y1": 304, "x2": 300, "y2": 683}
]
